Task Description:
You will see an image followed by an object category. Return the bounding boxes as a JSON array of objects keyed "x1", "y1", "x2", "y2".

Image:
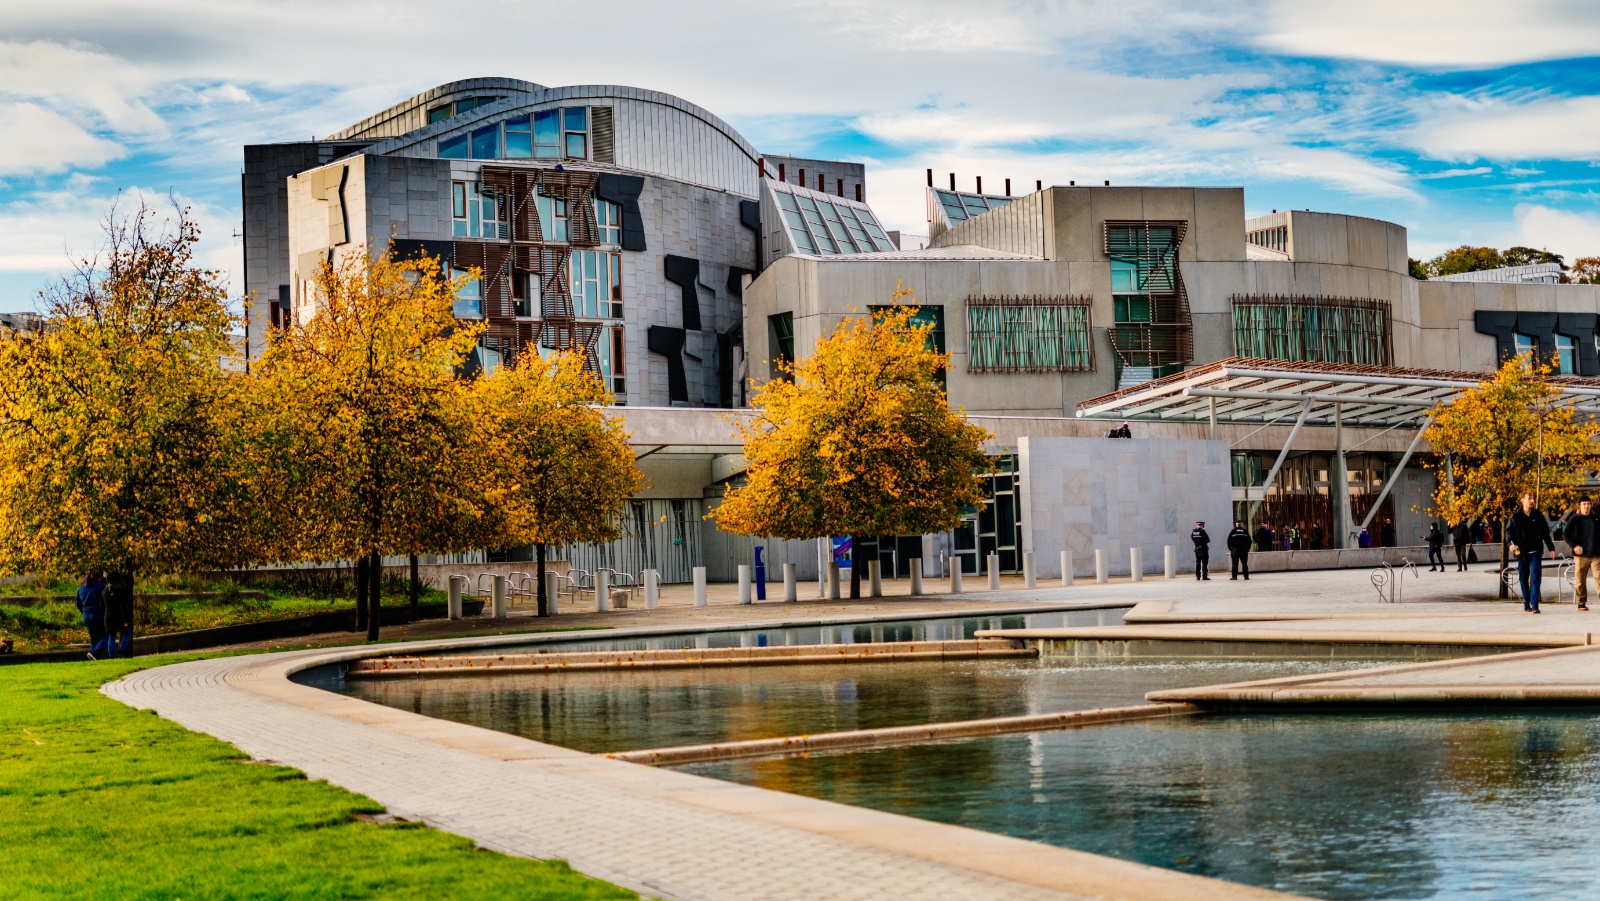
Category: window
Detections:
[
  {"x1": 452, "y1": 181, "x2": 506, "y2": 239},
  {"x1": 428, "y1": 106, "x2": 451, "y2": 124},
  {"x1": 770, "y1": 183, "x2": 895, "y2": 256},
  {"x1": 439, "y1": 134, "x2": 468, "y2": 159},
  {"x1": 511, "y1": 269, "x2": 536, "y2": 319},
  {"x1": 470, "y1": 125, "x2": 499, "y2": 159},
  {"x1": 1557, "y1": 334, "x2": 1576, "y2": 374},
  {"x1": 535, "y1": 193, "x2": 568, "y2": 242},
  {"x1": 768, "y1": 312, "x2": 795, "y2": 380},
  {"x1": 452, "y1": 268, "x2": 482, "y2": 318},
  {"x1": 1231, "y1": 295, "x2": 1391, "y2": 366},
  {"x1": 870, "y1": 305, "x2": 945, "y2": 387},
  {"x1": 595, "y1": 325, "x2": 626, "y2": 395},
  {"x1": 1515, "y1": 333, "x2": 1537, "y2": 358},
  {"x1": 596, "y1": 199, "x2": 621, "y2": 245},
  {"x1": 933, "y1": 190, "x2": 1012, "y2": 225},
  {"x1": 533, "y1": 110, "x2": 560, "y2": 158},
  {"x1": 563, "y1": 107, "x2": 587, "y2": 159},
  {"x1": 570, "y1": 250, "x2": 622, "y2": 318},
  {"x1": 967, "y1": 296, "x2": 1094, "y2": 372},
  {"x1": 504, "y1": 115, "x2": 531, "y2": 159}
]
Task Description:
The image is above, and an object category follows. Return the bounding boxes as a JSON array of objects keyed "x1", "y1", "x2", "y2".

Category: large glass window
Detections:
[
  {"x1": 563, "y1": 107, "x2": 588, "y2": 159},
  {"x1": 470, "y1": 125, "x2": 499, "y2": 159},
  {"x1": 596, "y1": 199, "x2": 621, "y2": 245},
  {"x1": 968, "y1": 297, "x2": 1094, "y2": 372},
  {"x1": 770, "y1": 184, "x2": 894, "y2": 255},
  {"x1": 533, "y1": 110, "x2": 561, "y2": 158},
  {"x1": 452, "y1": 181, "x2": 505, "y2": 239},
  {"x1": 439, "y1": 134, "x2": 468, "y2": 159},
  {"x1": 504, "y1": 115, "x2": 531, "y2": 159},
  {"x1": 1557, "y1": 334, "x2": 1577, "y2": 374},
  {"x1": 1515, "y1": 333, "x2": 1537, "y2": 358},
  {"x1": 595, "y1": 324, "x2": 625, "y2": 395},
  {"x1": 933, "y1": 189, "x2": 1013, "y2": 225},
  {"x1": 535, "y1": 193, "x2": 568, "y2": 242},
  {"x1": 428, "y1": 106, "x2": 451, "y2": 124},
  {"x1": 1231, "y1": 296, "x2": 1391, "y2": 366},
  {"x1": 570, "y1": 250, "x2": 620, "y2": 319},
  {"x1": 768, "y1": 312, "x2": 795, "y2": 380}
]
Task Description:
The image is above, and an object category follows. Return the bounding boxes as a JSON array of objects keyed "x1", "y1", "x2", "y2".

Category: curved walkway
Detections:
[{"x1": 102, "y1": 621, "x2": 1300, "y2": 901}]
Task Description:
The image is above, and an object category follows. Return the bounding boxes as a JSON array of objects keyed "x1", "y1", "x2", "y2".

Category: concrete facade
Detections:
[{"x1": 1018, "y1": 436, "x2": 1232, "y2": 579}]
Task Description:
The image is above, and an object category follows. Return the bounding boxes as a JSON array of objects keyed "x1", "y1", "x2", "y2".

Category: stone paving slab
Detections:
[{"x1": 103, "y1": 622, "x2": 1304, "y2": 901}]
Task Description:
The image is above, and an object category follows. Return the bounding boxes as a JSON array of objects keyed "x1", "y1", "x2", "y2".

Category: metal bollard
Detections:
[
  {"x1": 782, "y1": 563, "x2": 797, "y2": 601},
  {"x1": 827, "y1": 562, "x2": 841, "y2": 599},
  {"x1": 693, "y1": 567, "x2": 707, "y2": 607},
  {"x1": 868, "y1": 560, "x2": 882, "y2": 597},
  {"x1": 738, "y1": 564, "x2": 752, "y2": 605},
  {"x1": 1024, "y1": 551, "x2": 1036, "y2": 588},
  {"x1": 910, "y1": 563, "x2": 923, "y2": 596},
  {"x1": 987, "y1": 553, "x2": 1000, "y2": 590},
  {"x1": 545, "y1": 572, "x2": 560, "y2": 616},
  {"x1": 1130, "y1": 547, "x2": 1143, "y2": 582},
  {"x1": 447, "y1": 574, "x2": 465, "y2": 620},
  {"x1": 1061, "y1": 551, "x2": 1073, "y2": 587},
  {"x1": 596, "y1": 569, "x2": 610, "y2": 612},
  {"x1": 951, "y1": 566, "x2": 964, "y2": 593},
  {"x1": 492, "y1": 574, "x2": 507, "y2": 618},
  {"x1": 1164, "y1": 545, "x2": 1176, "y2": 580},
  {"x1": 1095, "y1": 549, "x2": 1108, "y2": 583},
  {"x1": 645, "y1": 569, "x2": 659, "y2": 609}
]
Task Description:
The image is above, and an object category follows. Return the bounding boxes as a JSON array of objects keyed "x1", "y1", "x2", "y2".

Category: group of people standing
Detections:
[
  {"x1": 75, "y1": 569, "x2": 134, "y2": 659},
  {"x1": 1249, "y1": 521, "x2": 1332, "y2": 552}
]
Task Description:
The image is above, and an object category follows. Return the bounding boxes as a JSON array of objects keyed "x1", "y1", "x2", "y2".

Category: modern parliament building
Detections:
[{"x1": 242, "y1": 77, "x2": 1600, "y2": 583}]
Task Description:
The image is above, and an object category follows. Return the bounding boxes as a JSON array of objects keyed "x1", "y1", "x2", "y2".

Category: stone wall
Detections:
[{"x1": 1018, "y1": 436, "x2": 1232, "y2": 578}]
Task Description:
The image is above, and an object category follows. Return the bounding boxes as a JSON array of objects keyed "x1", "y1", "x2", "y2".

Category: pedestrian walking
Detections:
[
  {"x1": 1451, "y1": 521, "x2": 1472, "y2": 572},
  {"x1": 1191, "y1": 521, "x2": 1211, "y2": 581},
  {"x1": 1254, "y1": 521, "x2": 1273, "y2": 553},
  {"x1": 1358, "y1": 526, "x2": 1371, "y2": 548},
  {"x1": 1423, "y1": 523, "x2": 1446, "y2": 571},
  {"x1": 1227, "y1": 520, "x2": 1252, "y2": 581},
  {"x1": 75, "y1": 569, "x2": 109, "y2": 660},
  {"x1": 1508, "y1": 491, "x2": 1557, "y2": 613},
  {"x1": 1380, "y1": 518, "x2": 1396, "y2": 548},
  {"x1": 1564, "y1": 498, "x2": 1598, "y2": 611},
  {"x1": 106, "y1": 571, "x2": 135, "y2": 657}
]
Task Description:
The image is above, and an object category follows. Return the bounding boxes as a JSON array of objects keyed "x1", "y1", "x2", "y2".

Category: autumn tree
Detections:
[
  {"x1": 1425, "y1": 354, "x2": 1598, "y2": 596},
  {"x1": 253, "y1": 245, "x2": 481, "y2": 639},
  {"x1": 714, "y1": 292, "x2": 991, "y2": 598},
  {"x1": 462, "y1": 352, "x2": 639, "y2": 615},
  {"x1": 0, "y1": 204, "x2": 254, "y2": 582},
  {"x1": 1570, "y1": 256, "x2": 1600, "y2": 285}
]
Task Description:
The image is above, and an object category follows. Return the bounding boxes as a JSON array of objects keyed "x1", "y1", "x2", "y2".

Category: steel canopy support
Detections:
[
  {"x1": 1249, "y1": 398, "x2": 1313, "y2": 524},
  {"x1": 1359, "y1": 425, "x2": 1429, "y2": 534},
  {"x1": 1334, "y1": 403, "x2": 1354, "y2": 549}
]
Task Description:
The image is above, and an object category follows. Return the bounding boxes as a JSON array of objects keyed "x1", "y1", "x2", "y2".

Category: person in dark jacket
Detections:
[
  {"x1": 75, "y1": 568, "x2": 109, "y2": 660},
  {"x1": 1508, "y1": 492, "x2": 1557, "y2": 612},
  {"x1": 1191, "y1": 521, "x2": 1211, "y2": 581},
  {"x1": 1310, "y1": 523, "x2": 1324, "y2": 550},
  {"x1": 1254, "y1": 522, "x2": 1274, "y2": 553},
  {"x1": 1423, "y1": 523, "x2": 1446, "y2": 571},
  {"x1": 1564, "y1": 498, "x2": 1598, "y2": 611},
  {"x1": 1451, "y1": 521, "x2": 1473, "y2": 572},
  {"x1": 1380, "y1": 518, "x2": 1396, "y2": 548},
  {"x1": 106, "y1": 571, "x2": 135, "y2": 657},
  {"x1": 1226, "y1": 521, "x2": 1252, "y2": 580}
]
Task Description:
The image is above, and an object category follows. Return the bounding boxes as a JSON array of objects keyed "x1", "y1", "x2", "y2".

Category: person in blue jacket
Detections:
[{"x1": 75, "y1": 569, "x2": 110, "y2": 660}]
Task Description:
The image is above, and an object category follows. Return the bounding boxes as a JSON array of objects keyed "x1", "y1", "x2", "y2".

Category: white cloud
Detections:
[
  {"x1": 1407, "y1": 94, "x2": 1600, "y2": 162},
  {"x1": 1418, "y1": 167, "x2": 1492, "y2": 179},
  {"x1": 1507, "y1": 204, "x2": 1600, "y2": 264},
  {"x1": 1258, "y1": 0, "x2": 1600, "y2": 68},
  {"x1": 0, "y1": 102, "x2": 124, "y2": 175}
]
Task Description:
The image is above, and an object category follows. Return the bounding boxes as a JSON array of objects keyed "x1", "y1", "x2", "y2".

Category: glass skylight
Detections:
[{"x1": 770, "y1": 182, "x2": 895, "y2": 256}]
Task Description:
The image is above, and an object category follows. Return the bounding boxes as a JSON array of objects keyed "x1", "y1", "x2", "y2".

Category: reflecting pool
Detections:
[
  {"x1": 341, "y1": 656, "x2": 1383, "y2": 753},
  {"x1": 684, "y1": 711, "x2": 1600, "y2": 901}
]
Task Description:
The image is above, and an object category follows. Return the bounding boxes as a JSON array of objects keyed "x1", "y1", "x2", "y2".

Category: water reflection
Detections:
[
  {"x1": 342, "y1": 657, "x2": 1381, "y2": 754},
  {"x1": 685, "y1": 713, "x2": 1600, "y2": 901}
]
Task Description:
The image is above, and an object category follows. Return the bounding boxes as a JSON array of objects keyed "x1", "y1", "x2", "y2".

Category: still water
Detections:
[
  {"x1": 341, "y1": 655, "x2": 1384, "y2": 754},
  {"x1": 684, "y1": 711, "x2": 1600, "y2": 901}
]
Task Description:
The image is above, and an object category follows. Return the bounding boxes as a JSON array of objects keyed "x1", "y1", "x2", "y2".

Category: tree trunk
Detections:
[
  {"x1": 849, "y1": 536, "x2": 861, "y2": 599},
  {"x1": 409, "y1": 554, "x2": 419, "y2": 609},
  {"x1": 367, "y1": 551, "x2": 382, "y2": 641},
  {"x1": 536, "y1": 541, "x2": 549, "y2": 617},
  {"x1": 355, "y1": 556, "x2": 369, "y2": 633}
]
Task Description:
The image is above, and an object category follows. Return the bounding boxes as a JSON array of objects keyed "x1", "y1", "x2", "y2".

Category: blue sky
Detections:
[{"x1": 1, "y1": 0, "x2": 1598, "y2": 311}]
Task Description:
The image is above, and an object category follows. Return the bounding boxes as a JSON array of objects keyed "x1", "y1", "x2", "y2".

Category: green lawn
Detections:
[{"x1": 0, "y1": 656, "x2": 638, "y2": 899}]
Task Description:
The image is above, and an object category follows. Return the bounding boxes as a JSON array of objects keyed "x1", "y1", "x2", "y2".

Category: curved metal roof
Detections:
[{"x1": 326, "y1": 77, "x2": 546, "y2": 141}]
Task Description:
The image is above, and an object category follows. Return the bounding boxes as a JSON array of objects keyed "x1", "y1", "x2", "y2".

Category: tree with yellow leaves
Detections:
[
  {"x1": 1426, "y1": 353, "x2": 1598, "y2": 597},
  {"x1": 0, "y1": 204, "x2": 253, "y2": 582},
  {"x1": 714, "y1": 289, "x2": 992, "y2": 598},
  {"x1": 253, "y1": 245, "x2": 482, "y2": 639},
  {"x1": 463, "y1": 352, "x2": 640, "y2": 615}
]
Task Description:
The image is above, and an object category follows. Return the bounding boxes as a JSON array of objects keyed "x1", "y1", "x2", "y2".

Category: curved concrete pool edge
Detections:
[{"x1": 101, "y1": 629, "x2": 1303, "y2": 901}]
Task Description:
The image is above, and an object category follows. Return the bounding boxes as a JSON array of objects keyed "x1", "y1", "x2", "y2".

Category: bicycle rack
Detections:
[{"x1": 1371, "y1": 559, "x2": 1418, "y2": 604}]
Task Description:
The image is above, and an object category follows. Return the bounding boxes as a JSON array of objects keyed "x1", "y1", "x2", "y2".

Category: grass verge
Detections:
[{"x1": 0, "y1": 656, "x2": 638, "y2": 900}]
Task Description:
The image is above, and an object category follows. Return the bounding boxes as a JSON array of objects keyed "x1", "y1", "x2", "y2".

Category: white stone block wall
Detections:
[{"x1": 1018, "y1": 435, "x2": 1232, "y2": 578}]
